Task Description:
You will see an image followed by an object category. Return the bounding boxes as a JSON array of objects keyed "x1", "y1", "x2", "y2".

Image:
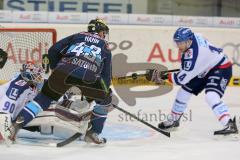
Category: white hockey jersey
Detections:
[
  {"x1": 0, "y1": 74, "x2": 38, "y2": 120},
  {"x1": 170, "y1": 33, "x2": 230, "y2": 85}
]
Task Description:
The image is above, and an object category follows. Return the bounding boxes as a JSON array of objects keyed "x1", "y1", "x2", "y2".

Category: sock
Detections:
[
  {"x1": 170, "y1": 88, "x2": 192, "y2": 122},
  {"x1": 205, "y1": 91, "x2": 230, "y2": 126},
  {"x1": 91, "y1": 104, "x2": 109, "y2": 134}
]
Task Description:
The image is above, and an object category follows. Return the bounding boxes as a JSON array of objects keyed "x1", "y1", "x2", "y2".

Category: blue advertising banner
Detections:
[{"x1": 3, "y1": 0, "x2": 147, "y2": 13}]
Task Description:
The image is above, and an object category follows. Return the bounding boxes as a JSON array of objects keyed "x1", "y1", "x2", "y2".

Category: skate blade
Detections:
[
  {"x1": 83, "y1": 141, "x2": 106, "y2": 147},
  {"x1": 83, "y1": 137, "x2": 107, "y2": 146},
  {"x1": 163, "y1": 127, "x2": 179, "y2": 133},
  {"x1": 213, "y1": 133, "x2": 240, "y2": 141}
]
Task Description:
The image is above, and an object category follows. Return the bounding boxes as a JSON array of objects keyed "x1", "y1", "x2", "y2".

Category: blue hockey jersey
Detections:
[{"x1": 48, "y1": 32, "x2": 112, "y2": 88}]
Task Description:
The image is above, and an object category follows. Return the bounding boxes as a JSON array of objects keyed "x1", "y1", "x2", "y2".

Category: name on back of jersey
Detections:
[{"x1": 85, "y1": 36, "x2": 100, "y2": 44}]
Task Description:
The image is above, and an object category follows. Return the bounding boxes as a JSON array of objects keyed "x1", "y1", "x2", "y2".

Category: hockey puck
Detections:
[{"x1": 132, "y1": 73, "x2": 138, "y2": 80}]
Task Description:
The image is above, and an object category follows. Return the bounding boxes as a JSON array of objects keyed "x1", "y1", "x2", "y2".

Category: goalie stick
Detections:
[
  {"x1": 56, "y1": 132, "x2": 82, "y2": 147},
  {"x1": 117, "y1": 69, "x2": 180, "y2": 80},
  {"x1": 18, "y1": 131, "x2": 82, "y2": 147}
]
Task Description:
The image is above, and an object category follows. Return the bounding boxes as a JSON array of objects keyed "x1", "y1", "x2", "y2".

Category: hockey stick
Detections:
[
  {"x1": 111, "y1": 104, "x2": 170, "y2": 137},
  {"x1": 56, "y1": 132, "x2": 82, "y2": 147},
  {"x1": 18, "y1": 132, "x2": 81, "y2": 147},
  {"x1": 116, "y1": 69, "x2": 180, "y2": 80}
]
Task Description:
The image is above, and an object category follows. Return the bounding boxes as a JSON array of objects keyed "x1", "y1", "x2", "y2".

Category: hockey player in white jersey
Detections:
[
  {"x1": 0, "y1": 61, "x2": 44, "y2": 143},
  {"x1": 147, "y1": 27, "x2": 238, "y2": 135}
]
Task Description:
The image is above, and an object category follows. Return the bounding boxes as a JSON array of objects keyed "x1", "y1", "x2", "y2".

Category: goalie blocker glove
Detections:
[{"x1": 0, "y1": 49, "x2": 8, "y2": 69}]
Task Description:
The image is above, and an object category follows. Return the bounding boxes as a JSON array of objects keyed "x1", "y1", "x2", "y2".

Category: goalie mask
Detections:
[
  {"x1": 20, "y1": 61, "x2": 44, "y2": 88},
  {"x1": 88, "y1": 18, "x2": 109, "y2": 41}
]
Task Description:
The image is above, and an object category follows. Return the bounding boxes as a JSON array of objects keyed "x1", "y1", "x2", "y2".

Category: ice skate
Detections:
[
  {"x1": 84, "y1": 126, "x2": 107, "y2": 145},
  {"x1": 158, "y1": 120, "x2": 180, "y2": 131},
  {"x1": 214, "y1": 117, "x2": 238, "y2": 136}
]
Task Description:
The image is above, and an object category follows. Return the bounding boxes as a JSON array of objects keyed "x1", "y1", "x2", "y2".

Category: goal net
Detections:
[{"x1": 0, "y1": 28, "x2": 57, "y2": 83}]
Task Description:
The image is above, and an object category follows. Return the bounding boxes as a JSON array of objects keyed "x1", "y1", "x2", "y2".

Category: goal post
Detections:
[{"x1": 0, "y1": 28, "x2": 57, "y2": 83}]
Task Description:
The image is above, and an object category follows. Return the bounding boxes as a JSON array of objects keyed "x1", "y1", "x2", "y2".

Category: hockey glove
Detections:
[
  {"x1": 0, "y1": 49, "x2": 8, "y2": 69},
  {"x1": 145, "y1": 69, "x2": 168, "y2": 84}
]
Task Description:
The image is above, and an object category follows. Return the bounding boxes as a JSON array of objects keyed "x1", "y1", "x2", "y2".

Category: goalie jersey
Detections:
[
  {"x1": 170, "y1": 33, "x2": 230, "y2": 85},
  {"x1": 0, "y1": 75, "x2": 38, "y2": 120}
]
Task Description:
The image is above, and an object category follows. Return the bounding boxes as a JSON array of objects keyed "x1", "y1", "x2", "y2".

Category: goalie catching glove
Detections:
[{"x1": 145, "y1": 69, "x2": 169, "y2": 84}]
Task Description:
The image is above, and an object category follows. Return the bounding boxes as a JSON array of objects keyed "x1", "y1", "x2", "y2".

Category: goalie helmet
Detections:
[{"x1": 20, "y1": 61, "x2": 44, "y2": 86}]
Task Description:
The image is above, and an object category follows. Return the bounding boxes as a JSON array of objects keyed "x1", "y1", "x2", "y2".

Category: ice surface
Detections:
[{"x1": 0, "y1": 86, "x2": 240, "y2": 160}]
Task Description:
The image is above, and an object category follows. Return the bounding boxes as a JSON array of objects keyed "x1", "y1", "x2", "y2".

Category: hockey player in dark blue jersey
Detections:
[
  {"x1": 7, "y1": 18, "x2": 112, "y2": 144},
  {"x1": 147, "y1": 27, "x2": 238, "y2": 135}
]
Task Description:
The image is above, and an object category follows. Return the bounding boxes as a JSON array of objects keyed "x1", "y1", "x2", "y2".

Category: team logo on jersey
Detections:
[
  {"x1": 8, "y1": 88, "x2": 19, "y2": 100},
  {"x1": 184, "y1": 49, "x2": 193, "y2": 59}
]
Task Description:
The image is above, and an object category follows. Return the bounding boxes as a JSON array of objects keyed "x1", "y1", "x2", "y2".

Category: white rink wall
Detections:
[
  {"x1": 1, "y1": 23, "x2": 240, "y2": 160},
  {"x1": 2, "y1": 23, "x2": 240, "y2": 76}
]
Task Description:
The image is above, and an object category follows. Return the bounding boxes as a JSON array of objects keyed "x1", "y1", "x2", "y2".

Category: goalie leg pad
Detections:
[{"x1": 0, "y1": 113, "x2": 12, "y2": 145}]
